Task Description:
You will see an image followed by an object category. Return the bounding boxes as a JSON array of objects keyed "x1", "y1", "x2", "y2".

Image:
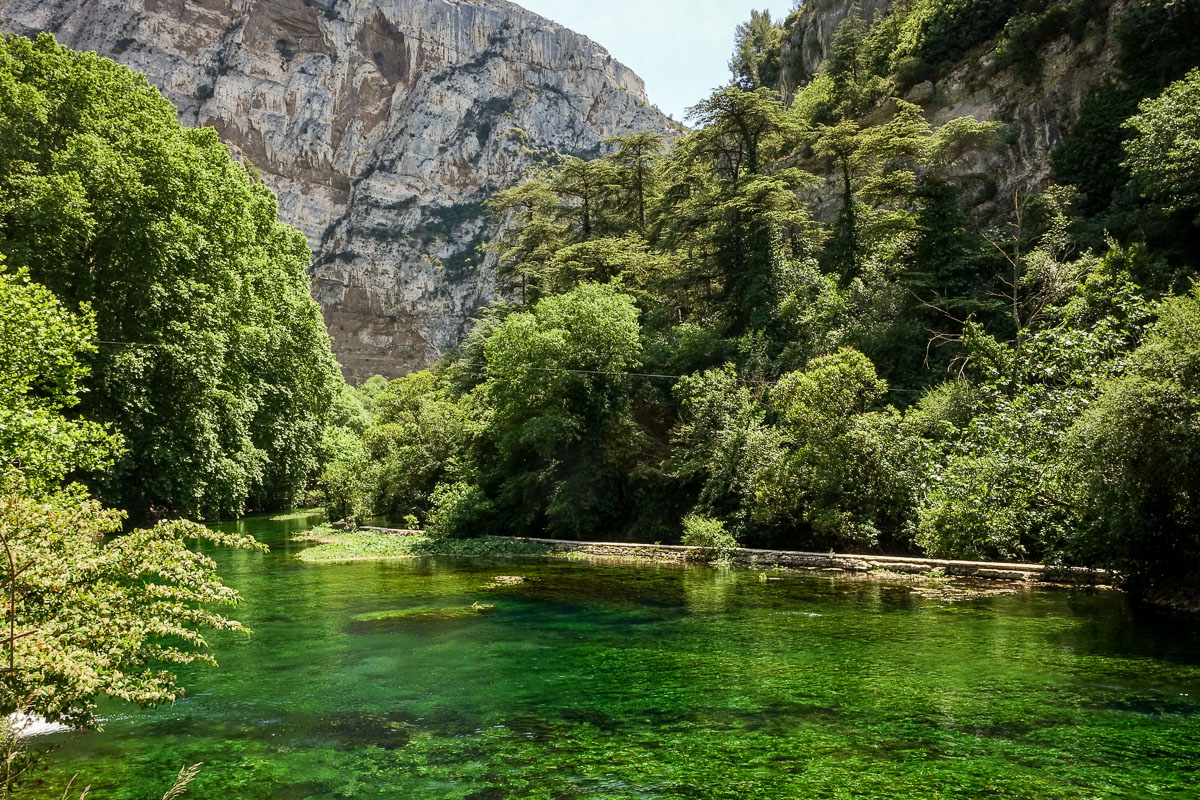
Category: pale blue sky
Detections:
[{"x1": 514, "y1": 1, "x2": 795, "y2": 122}]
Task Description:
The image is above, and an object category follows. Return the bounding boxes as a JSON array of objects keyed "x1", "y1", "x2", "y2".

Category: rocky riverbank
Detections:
[{"x1": 326, "y1": 525, "x2": 1115, "y2": 589}]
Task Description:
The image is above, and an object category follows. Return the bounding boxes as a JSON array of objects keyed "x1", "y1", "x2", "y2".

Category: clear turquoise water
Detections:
[{"x1": 26, "y1": 512, "x2": 1200, "y2": 799}]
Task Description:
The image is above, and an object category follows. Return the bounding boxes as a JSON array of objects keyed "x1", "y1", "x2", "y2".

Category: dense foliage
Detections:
[
  {"x1": 0, "y1": 33, "x2": 342, "y2": 520},
  {"x1": 325, "y1": 1, "x2": 1200, "y2": 603},
  {"x1": 0, "y1": 254, "x2": 261, "y2": 739},
  {"x1": 0, "y1": 258, "x2": 119, "y2": 495},
  {"x1": 0, "y1": 35, "x2": 345, "y2": 795},
  {"x1": 0, "y1": 487, "x2": 264, "y2": 729}
]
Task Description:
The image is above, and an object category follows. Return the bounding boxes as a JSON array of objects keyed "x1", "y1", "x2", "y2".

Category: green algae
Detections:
[
  {"x1": 25, "y1": 512, "x2": 1200, "y2": 800},
  {"x1": 351, "y1": 604, "x2": 496, "y2": 623}
]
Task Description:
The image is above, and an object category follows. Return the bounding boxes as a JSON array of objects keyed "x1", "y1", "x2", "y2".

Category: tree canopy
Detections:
[
  {"x1": 322, "y1": 17, "x2": 1200, "y2": 604},
  {"x1": 0, "y1": 33, "x2": 342, "y2": 520}
]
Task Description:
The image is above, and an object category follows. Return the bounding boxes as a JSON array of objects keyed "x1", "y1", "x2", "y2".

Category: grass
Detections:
[{"x1": 293, "y1": 527, "x2": 554, "y2": 563}]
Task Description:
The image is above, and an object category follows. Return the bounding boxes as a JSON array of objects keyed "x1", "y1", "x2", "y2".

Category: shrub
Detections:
[
  {"x1": 681, "y1": 515, "x2": 739, "y2": 563},
  {"x1": 426, "y1": 482, "x2": 494, "y2": 539},
  {"x1": 892, "y1": 0, "x2": 1022, "y2": 74}
]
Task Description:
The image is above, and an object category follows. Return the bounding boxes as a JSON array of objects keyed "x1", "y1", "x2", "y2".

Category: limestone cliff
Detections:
[
  {"x1": 778, "y1": 0, "x2": 894, "y2": 99},
  {"x1": 0, "y1": 0, "x2": 677, "y2": 378},
  {"x1": 777, "y1": 0, "x2": 1137, "y2": 217}
]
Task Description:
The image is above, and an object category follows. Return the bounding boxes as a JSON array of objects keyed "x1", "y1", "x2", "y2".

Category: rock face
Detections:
[
  {"x1": 778, "y1": 0, "x2": 1135, "y2": 215},
  {"x1": 778, "y1": 0, "x2": 894, "y2": 98},
  {"x1": 917, "y1": 0, "x2": 1131, "y2": 211},
  {"x1": 0, "y1": 0, "x2": 676, "y2": 378}
]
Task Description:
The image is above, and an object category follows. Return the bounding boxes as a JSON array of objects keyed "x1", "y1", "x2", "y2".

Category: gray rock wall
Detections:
[
  {"x1": 0, "y1": 0, "x2": 677, "y2": 378},
  {"x1": 778, "y1": 0, "x2": 1135, "y2": 218}
]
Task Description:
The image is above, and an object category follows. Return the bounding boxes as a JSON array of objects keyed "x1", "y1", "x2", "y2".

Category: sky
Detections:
[{"x1": 514, "y1": 1, "x2": 796, "y2": 122}]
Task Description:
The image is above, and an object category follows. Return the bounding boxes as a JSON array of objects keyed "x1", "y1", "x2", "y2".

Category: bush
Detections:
[
  {"x1": 891, "y1": 0, "x2": 1022, "y2": 74},
  {"x1": 681, "y1": 515, "x2": 739, "y2": 563},
  {"x1": 1063, "y1": 288, "x2": 1200, "y2": 601},
  {"x1": 426, "y1": 482, "x2": 494, "y2": 539}
]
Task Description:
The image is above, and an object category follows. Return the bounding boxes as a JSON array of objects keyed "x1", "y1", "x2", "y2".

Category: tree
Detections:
[
  {"x1": 665, "y1": 88, "x2": 819, "y2": 336},
  {"x1": 553, "y1": 155, "x2": 619, "y2": 240},
  {"x1": 825, "y1": 5, "x2": 882, "y2": 116},
  {"x1": 0, "y1": 260, "x2": 259, "y2": 748},
  {"x1": 686, "y1": 87, "x2": 792, "y2": 180},
  {"x1": 480, "y1": 282, "x2": 644, "y2": 538},
  {"x1": 730, "y1": 10, "x2": 784, "y2": 90},
  {"x1": 367, "y1": 371, "x2": 477, "y2": 525},
  {"x1": 486, "y1": 172, "x2": 567, "y2": 304},
  {"x1": 669, "y1": 364, "x2": 782, "y2": 537},
  {"x1": 0, "y1": 33, "x2": 341, "y2": 519},
  {"x1": 604, "y1": 132, "x2": 666, "y2": 235},
  {"x1": 755, "y1": 348, "x2": 917, "y2": 550},
  {"x1": 0, "y1": 485, "x2": 263, "y2": 729},
  {"x1": 1063, "y1": 284, "x2": 1200, "y2": 601},
  {"x1": 1124, "y1": 68, "x2": 1200, "y2": 224},
  {"x1": 0, "y1": 259, "x2": 119, "y2": 496},
  {"x1": 916, "y1": 247, "x2": 1154, "y2": 561}
]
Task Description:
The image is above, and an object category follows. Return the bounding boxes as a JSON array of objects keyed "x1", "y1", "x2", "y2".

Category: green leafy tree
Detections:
[
  {"x1": 1124, "y1": 68, "x2": 1200, "y2": 224},
  {"x1": 730, "y1": 9, "x2": 784, "y2": 90},
  {"x1": 0, "y1": 258, "x2": 259, "y2": 775},
  {"x1": 604, "y1": 132, "x2": 666, "y2": 235},
  {"x1": 480, "y1": 282, "x2": 644, "y2": 538},
  {"x1": 669, "y1": 365, "x2": 782, "y2": 536},
  {"x1": 0, "y1": 33, "x2": 341, "y2": 519},
  {"x1": 824, "y1": 5, "x2": 890, "y2": 116},
  {"x1": 486, "y1": 173, "x2": 568, "y2": 304},
  {"x1": 0, "y1": 259, "x2": 119, "y2": 495},
  {"x1": 663, "y1": 88, "x2": 819, "y2": 336},
  {"x1": 367, "y1": 371, "x2": 478, "y2": 525},
  {"x1": 916, "y1": 247, "x2": 1154, "y2": 560},
  {"x1": 681, "y1": 514, "x2": 739, "y2": 563},
  {"x1": 553, "y1": 155, "x2": 619, "y2": 240},
  {"x1": 755, "y1": 348, "x2": 917, "y2": 550},
  {"x1": 317, "y1": 425, "x2": 375, "y2": 527},
  {"x1": 0, "y1": 485, "x2": 263, "y2": 729},
  {"x1": 1064, "y1": 284, "x2": 1200, "y2": 600},
  {"x1": 426, "y1": 481, "x2": 494, "y2": 539}
]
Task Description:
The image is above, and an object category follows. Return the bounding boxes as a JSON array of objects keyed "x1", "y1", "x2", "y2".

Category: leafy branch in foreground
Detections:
[{"x1": 0, "y1": 479, "x2": 266, "y2": 730}]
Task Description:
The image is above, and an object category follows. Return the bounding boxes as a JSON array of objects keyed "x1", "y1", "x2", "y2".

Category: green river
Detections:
[{"x1": 27, "y1": 512, "x2": 1200, "y2": 799}]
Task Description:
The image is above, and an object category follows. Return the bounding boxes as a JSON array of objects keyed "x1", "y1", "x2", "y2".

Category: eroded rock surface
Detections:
[
  {"x1": 0, "y1": 0, "x2": 676, "y2": 377},
  {"x1": 778, "y1": 0, "x2": 1136, "y2": 217}
]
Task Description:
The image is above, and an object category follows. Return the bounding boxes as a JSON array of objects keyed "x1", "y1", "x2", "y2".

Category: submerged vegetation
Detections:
[{"x1": 322, "y1": 0, "x2": 1200, "y2": 607}]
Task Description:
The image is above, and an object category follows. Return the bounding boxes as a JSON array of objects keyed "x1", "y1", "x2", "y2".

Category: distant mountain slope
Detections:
[{"x1": 0, "y1": 0, "x2": 678, "y2": 377}]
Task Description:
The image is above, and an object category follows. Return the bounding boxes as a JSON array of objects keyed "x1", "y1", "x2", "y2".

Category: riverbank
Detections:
[
  {"x1": 302, "y1": 525, "x2": 1114, "y2": 588},
  {"x1": 294, "y1": 528, "x2": 554, "y2": 562}
]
